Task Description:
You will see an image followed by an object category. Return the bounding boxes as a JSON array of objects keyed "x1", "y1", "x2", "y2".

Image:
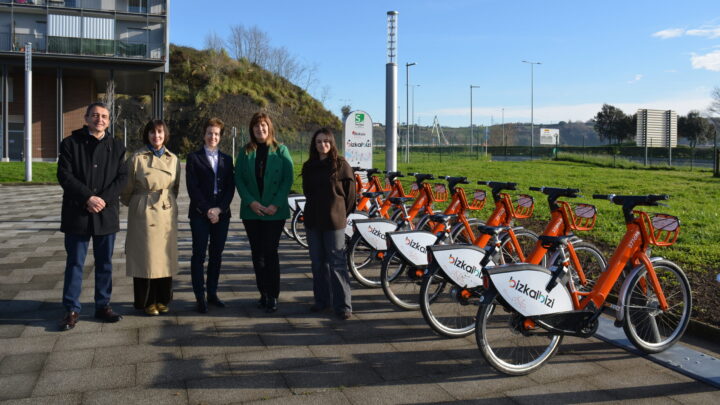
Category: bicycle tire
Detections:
[
  {"x1": 380, "y1": 248, "x2": 423, "y2": 310},
  {"x1": 449, "y1": 218, "x2": 483, "y2": 245},
  {"x1": 476, "y1": 288, "x2": 563, "y2": 375},
  {"x1": 419, "y1": 263, "x2": 479, "y2": 337},
  {"x1": 282, "y1": 223, "x2": 295, "y2": 239},
  {"x1": 566, "y1": 241, "x2": 607, "y2": 293},
  {"x1": 622, "y1": 259, "x2": 691, "y2": 354},
  {"x1": 346, "y1": 232, "x2": 382, "y2": 288},
  {"x1": 290, "y1": 209, "x2": 308, "y2": 249},
  {"x1": 499, "y1": 229, "x2": 539, "y2": 265}
]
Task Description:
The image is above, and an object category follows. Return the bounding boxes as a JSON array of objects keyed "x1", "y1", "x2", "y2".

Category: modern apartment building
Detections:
[{"x1": 0, "y1": 0, "x2": 168, "y2": 161}]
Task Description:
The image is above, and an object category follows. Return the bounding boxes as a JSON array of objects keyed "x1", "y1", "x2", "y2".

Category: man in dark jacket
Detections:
[{"x1": 57, "y1": 102, "x2": 128, "y2": 330}]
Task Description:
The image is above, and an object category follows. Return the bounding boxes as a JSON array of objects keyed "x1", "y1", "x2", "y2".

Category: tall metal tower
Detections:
[{"x1": 385, "y1": 11, "x2": 399, "y2": 171}]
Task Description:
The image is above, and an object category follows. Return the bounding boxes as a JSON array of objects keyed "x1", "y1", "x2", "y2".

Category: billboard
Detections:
[
  {"x1": 344, "y1": 110, "x2": 373, "y2": 169},
  {"x1": 540, "y1": 128, "x2": 559, "y2": 145}
]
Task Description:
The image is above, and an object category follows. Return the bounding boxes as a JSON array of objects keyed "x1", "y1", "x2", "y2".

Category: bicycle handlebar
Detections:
[
  {"x1": 593, "y1": 194, "x2": 670, "y2": 223},
  {"x1": 409, "y1": 173, "x2": 435, "y2": 183},
  {"x1": 478, "y1": 181, "x2": 517, "y2": 190},
  {"x1": 530, "y1": 187, "x2": 581, "y2": 209},
  {"x1": 593, "y1": 194, "x2": 668, "y2": 205},
  {"x1": 383, "y1": 171, "x2": 405, "y2": 181}
]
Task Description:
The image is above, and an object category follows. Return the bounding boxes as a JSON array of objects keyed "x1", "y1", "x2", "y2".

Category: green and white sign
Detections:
[{"x1": 344, "y1": 110, "x2": 373, "y2": 169}]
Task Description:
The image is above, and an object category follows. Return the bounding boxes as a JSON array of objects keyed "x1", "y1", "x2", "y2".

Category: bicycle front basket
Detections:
[
  {"x1": 407, "y1": 182, "x2": 420, "y2": 197},
  {"x1": 467, "y1": 189, "x2": 486, "y2": 210},
  {"x1": 433, "y1": 183, "x2": 448, "y2": 202},
  {"x1": 637, "y1": 211, "x2": 680, "y2": 246},
  {"x1": 512, "y1": 194, "x2": 534, "y2": 219},
  {"x1": 558, "y1": 201, "x2": 597, "y2": 231}
]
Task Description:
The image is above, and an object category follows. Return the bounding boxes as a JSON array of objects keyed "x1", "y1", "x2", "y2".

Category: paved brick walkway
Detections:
[{"x1": 0, "y1": 182, "x2": 717, "y2": 404}]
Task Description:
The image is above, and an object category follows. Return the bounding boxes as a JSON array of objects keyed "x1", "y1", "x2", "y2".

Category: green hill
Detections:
[{"x1": 162, "y1": 45, "x2": 341, "y2": 156}]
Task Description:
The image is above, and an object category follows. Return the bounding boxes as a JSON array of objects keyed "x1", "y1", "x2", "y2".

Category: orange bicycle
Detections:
[
  {"x1": 476, "y1": 194, "x2": 690, "y2": 375},
  {"x1": 380, "y1": 176, "x2": 487, "y2": 309},
  {"x1": 347, "y1": 173, "x2": 441, "y2": 288},
  {"x1": 422, "y1": 185, "x2": 606, "y2": 337}
]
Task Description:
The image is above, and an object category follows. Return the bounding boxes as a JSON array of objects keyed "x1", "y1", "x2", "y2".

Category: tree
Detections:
[
  {"x1": 593, "y1": 104, "x2": 633, "y2": 145},
  {"x1": 203, "y1": 31, "x2": 224, "y2": 52},
  {"x1": 678, "y1": 111, "x2": 713, "y2": 148},
  {"x1": 341, "y1": 105, "x2": 352, "y2": 122}
]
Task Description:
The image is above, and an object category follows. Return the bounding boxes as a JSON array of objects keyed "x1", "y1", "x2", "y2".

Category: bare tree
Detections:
[
  {"x1": 318, "y1": 85, "x2": 331, "y2": 105},
  {"x1": 101, "y1": 80, "x2": 116, "y2": 130},
  {"x1": 227, "y1": 25, "x2": 247, "y2": 60},
  {"x1": 245, "y1": 26, "x2": 270, "y2": 66},
  {"x1": 204, "y1": 31, "x2": 224, "y2": 52},
  {"x1": 226, "y1": 24, "x2": 319, "y2": 91}
]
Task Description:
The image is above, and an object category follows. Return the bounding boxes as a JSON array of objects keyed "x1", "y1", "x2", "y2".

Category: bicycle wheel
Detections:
[
  {"x1": 476, "y1": 289, "x2": 563, "y2": 375},
  {"x1": 567, "y1": 241, "x2": 607, "y2": 293},
  {"x1": 449, "y1": 218, "x2": 482, "y2": 244},
  {"x1": 622, "y1": 260, "x2": 691, "y2": 354},
  {"x1": 381, "y1": 248, "x2": 423, "y2": 310},
  {"x1": 420, "y1": 264, "x2": 479, "y2": 337},
  {"x1": 282, "y1": 223, "x2": 295, "y2": 239},
  {"x1": 290, "y1": 210, "x2": 308, "y2": 248},
  {"x1": 499, "y1": 229, "x2": 539, "y2": 264},
  {"x1": 346, "y1": 233, "x2": 382, "y2": 288}
]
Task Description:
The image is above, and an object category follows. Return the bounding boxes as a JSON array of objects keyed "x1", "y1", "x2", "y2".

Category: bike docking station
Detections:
[{"x1": 595, "y1": 317, "x2": 720, "y2": 389}]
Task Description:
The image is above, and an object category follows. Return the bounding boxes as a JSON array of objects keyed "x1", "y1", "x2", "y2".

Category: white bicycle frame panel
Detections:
[
  {"x1": 345, "y1": 212, "x2": 369, "y2": 238},
  {"x1": 487, "y1": 264, "x2": 574, "y2": 317},
  {"x1": 430, "y1": 245, "x2": 491, "y2": 289},
  {"x1": 387, "y1": 231, "x2": 438, "y2": 267},
  {"x1": 354, "y1": 219, "x2": 397, "y2": 251}
]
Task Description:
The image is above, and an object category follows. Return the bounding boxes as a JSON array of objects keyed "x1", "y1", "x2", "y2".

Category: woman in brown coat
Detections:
[
  {"x1": 121, "y1": 119, "x2": 180, "y2": 316},
  {"x1": 301, "y1": 128, "x2": 356, "y2": 319}
]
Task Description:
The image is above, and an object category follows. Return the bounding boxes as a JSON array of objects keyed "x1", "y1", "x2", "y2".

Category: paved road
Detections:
[{"x1": 0, "y1": 182, "x2": 717, "y2": 404}]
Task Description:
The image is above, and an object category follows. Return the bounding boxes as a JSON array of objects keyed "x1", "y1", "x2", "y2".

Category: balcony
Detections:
[
  {"x1": 0, "y1": 32, "x2": 162, "y2": 60},
  {"x1": 0, "y1": 0, "x2": 167, "y2": 15}
]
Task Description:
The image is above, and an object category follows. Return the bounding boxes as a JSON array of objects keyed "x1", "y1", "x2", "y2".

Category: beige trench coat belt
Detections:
[{"x1": 133, "y1": 189, "x2": 172, "y2": 210}]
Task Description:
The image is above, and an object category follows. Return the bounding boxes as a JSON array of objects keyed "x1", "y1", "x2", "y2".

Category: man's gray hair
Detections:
[{"x1": 85, "y1": 102, "x2": 110, "y2": 117}]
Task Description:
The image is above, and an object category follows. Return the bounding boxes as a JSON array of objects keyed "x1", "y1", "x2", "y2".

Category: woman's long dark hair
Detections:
[{"x1": 303, "y1": 127, "x2": 342, "y2": 177}]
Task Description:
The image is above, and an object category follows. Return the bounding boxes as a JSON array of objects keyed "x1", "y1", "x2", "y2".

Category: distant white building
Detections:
[{"x1": 636, "y1": 109, "x2": 677, "y2": 147}]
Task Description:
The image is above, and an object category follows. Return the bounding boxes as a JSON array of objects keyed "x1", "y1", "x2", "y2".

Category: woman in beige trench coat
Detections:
[{"x1": 121, "y1": 119, "x2": 180, "y2": 316}]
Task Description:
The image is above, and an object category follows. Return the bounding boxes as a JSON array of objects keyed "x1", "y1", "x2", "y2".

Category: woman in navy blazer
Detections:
[{"x1": 186, "y1": 117, "x2": 235, "y2": 313}]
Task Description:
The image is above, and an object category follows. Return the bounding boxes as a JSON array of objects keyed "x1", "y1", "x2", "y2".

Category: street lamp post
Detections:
[
  {"x1": 502, "y1": 108, "x2": 507, "y2": 157},
  {"x1": 411, "y1": 84, "x2": 419, "y2": 147},
  {"x1": 470, "y1": 85, "x2": 480, "y2": 156},
  {"x1": 522, "y1": 60, "x2": 541, "y2": 160},
  {"x1": 405, "y1": 62, "x2": 415, "y2": 163}
]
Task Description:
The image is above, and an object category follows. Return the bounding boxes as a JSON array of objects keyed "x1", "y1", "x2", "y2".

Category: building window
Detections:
[{"x1": 128, "y1": 0, "x2": 147, "y2": 13}]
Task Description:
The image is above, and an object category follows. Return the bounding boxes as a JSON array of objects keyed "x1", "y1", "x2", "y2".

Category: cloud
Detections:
[
  {"x1": 627, "y1": 74, "x2": 643, "y2": 84},
  {"x1": 686, "y1": 27, "x2": 720, "y2": 39},
  {"x1": 652, "y1": 28, "x2": 685, "y2": 39},
  {"x1": 653, "y1": 25, "x2": 720, "y2": 39},
  {"x1": 691, "y1": 50, "x2": 720, "y2": 71}
]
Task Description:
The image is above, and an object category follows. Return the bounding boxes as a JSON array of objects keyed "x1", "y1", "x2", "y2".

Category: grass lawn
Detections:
[{"x1": 0, "y1": 162, "x2": 58, "y2": 183}]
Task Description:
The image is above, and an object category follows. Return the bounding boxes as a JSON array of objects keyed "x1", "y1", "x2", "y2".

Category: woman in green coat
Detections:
[{"x1": 235, "y1": 112, "x2": 294, "y2": 312}]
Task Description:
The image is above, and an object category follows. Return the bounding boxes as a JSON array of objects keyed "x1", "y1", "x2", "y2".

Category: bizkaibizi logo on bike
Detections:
[
  {"x1": 448, "y1": 254, "x2": 482, "y2": 277},
  {"x1": 367, "y1": 225, "x2": 386, "y2": 240},
  {"x1": 508, "y1": 276, "x2": 555, "y2": 308},
  {"x1": 404, "y1": 236, "x2": 427, "y2": 253}
]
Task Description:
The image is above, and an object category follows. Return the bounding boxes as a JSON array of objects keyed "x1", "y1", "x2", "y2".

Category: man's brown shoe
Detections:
[
  {"x1": 94, "y1": 306, "x2": 122, "y2": 323},
  {"x1": 59, "y1": 311, "x2": 79, "y2": 331}
]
